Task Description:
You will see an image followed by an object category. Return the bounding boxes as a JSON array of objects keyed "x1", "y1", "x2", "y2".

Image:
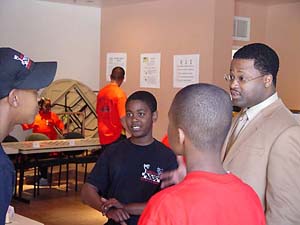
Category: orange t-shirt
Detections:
[
  {"x1": 22, "y1": 111, "x2": 64, "y2": 140},
  {"x1": 96, "y1": 83, "x2": 126, "y2": 145}
]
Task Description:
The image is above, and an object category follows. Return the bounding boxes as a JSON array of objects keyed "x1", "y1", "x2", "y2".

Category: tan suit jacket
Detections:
[{"x1": 222, "y1": 99, "x2": 300, "y2": 225}]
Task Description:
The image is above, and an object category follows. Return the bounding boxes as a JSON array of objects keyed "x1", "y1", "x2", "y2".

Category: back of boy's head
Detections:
[
  {"x1": 126, "y1": 91, "x2": 157, "y2": 112},
  {"x1": 170, "y1": 83, "x2": 232, "y2": 151}
]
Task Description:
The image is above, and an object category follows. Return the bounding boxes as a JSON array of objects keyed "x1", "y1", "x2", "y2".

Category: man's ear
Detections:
[
  {"x1": 8, "y1": 89, "x2": 19, "y2": 107},
  {"x1": 264, "y1": 74, "x2": 273, "y2": 88},
  {"x1": 178, "y1": 128, "x2": 185, "y2": 145},
  {"x1": 152, "y1": 111, "x2": 158, "y2": 122}
]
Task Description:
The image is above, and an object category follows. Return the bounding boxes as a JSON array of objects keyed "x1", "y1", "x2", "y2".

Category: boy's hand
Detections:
[
  {"x1": 101, "y1": 198, "x2": 124, "y2": 212},
  {"x1": 106, "y1": 208, "x2": 130, "y2": 224},
  {"x1": 160, "y1": 156, "x2": 187, "y2": 188}
]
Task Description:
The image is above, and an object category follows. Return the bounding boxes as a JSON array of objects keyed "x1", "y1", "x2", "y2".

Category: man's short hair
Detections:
[
  {"x1": 111, "y1": 66, "x2": 125, "y2": 81},
  {"x1": 170, "y1": 83, "x2": 232, "y2": 151},
  {"x1": 233, "y1": 43, "x2": 279, "y2": 86},
  {"x1": 126, "y1": 91, "x2": 157, "y2": 113}
]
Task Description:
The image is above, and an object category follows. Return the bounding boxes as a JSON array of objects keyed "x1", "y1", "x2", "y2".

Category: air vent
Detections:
[{"x1": 233, "y1": 16, "x2": 250, "y2": 41}]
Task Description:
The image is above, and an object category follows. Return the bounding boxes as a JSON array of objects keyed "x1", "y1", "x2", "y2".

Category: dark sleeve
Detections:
[
  {"x1": 86, "y1": 148, "x2": 111, "y2": 197},
  {"x1": 167, "y1": 150, "x2": 178, "y2": 171},
  {"x1": 157, "y1": 141, "x2": 178, "y2": 171},
  {"x1": 0, "y1": 152, "x2": 15, "y2": 225}
]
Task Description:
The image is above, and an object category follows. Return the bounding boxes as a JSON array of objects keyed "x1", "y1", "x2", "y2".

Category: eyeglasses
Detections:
[{"x1": 224, "y1": 74, "x2": 264, "y2": 84}]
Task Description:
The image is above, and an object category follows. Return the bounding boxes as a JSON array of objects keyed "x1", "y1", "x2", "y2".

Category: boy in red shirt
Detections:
[{"x1": 139, "y1": 83, "x2": 265, "y2": 225}]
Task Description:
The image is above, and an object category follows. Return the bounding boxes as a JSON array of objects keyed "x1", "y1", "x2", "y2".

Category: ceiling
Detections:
[
  {"x1": 39, "y1": 0, "x2": 156, "y2": 8},
  {"x1": 39, "y1": 0, "x2": 300, "y2": 8}
]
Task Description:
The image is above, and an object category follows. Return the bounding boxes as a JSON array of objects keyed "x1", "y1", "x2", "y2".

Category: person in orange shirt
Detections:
[
  {"x1": 96, "y1": 67, "x2": 129, "y2": 150},
  {"x1": 22, "y1": 97, "x2": 64, "y2": 185},
  {"x1": 22, "y1": 97, "x2": 64, "y2": 140}
]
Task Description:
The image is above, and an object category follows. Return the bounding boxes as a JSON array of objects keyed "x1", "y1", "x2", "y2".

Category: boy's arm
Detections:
[
  {"x1": 125, "y1": 203, "x2": 146, "y2": 215},
  {"x1": 101, "y1": 198, "x2": 146, "y2": 215},
  {"x1": 81, "y1": 184, "x2": 130, "y2": 222},
  {"x1": 81, "y1": 183, "x2": 106, "y2": 213},
  {"x1": 160, "y1": 155, "x2": 186, "y2": 188},
  {"x1": 21, "y1": 123, "x2": 33, "y2": 130}
]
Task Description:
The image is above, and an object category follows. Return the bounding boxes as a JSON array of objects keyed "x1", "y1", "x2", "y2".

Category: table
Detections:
[
  {"x1": 2, "y1": 138, "x2": 100, "y2": 154},
  {"x1": 11, "y1": 213, "x2": 44, "y2": 225},
  {"x1": 2, "y1": 138, "x2": 101, "y2": 203}
]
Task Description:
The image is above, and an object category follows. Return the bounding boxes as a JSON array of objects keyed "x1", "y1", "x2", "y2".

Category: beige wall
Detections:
[
  {"x1": 100, "y1": 0, "x2": 234, "y2": 139},
  {"x1": 266, "y1": 3, "x2": 300, "y2": 109},
  {"x1": 234, "y1": 2, "x2": 268, "y2": 46},
  {"x1": 213, "y1": 0, "x2": 235, "y2": 88},
  {"x1": 100, "y1": 0, "x2": 300, "y2": 139},
  {"x1": 234, "y1": 2, "x2": 300, "y2": 110}
]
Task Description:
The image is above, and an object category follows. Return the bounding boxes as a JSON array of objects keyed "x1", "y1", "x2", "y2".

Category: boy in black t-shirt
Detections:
[{"x1": 81, "y1": 91, "x2": 178, "y2": 225}]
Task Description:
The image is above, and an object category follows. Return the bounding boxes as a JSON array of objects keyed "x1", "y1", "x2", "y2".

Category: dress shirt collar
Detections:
[{"x1": 245, "y1": 92, "x2": 278, "y2": 122}]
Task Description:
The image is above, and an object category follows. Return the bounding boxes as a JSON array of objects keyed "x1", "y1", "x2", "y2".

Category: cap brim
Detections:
[{"x1": 16, "y1": 61, "x2": 57, "y2": 90}]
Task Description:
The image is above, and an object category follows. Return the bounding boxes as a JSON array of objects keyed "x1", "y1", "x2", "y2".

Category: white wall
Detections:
[
  {"x1": 0, "y1": 0, "x2": 101, "y2": 140},
  {"x1": 0, "y1": 0, "x2": 101, "y2": 91}
]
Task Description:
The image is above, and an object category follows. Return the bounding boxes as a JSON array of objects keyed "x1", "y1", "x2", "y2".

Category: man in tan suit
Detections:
[
  {"x1": 222, "y1": 43, "x2": 300, "y2": 225},
  {"x1": 160, "y1": 43, "x2": 300, "y2": 225}
]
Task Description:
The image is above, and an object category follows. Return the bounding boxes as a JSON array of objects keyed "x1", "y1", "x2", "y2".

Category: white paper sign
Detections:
[
  {"x1": 173, "y1": 54, "x2": 200, "y2": 88},
  {"x1": 106, "y1": 53, "x2": 127, "y2": 81},
  {"x1": 140, "y1": 53, "x2": 161, "y2": 88}
]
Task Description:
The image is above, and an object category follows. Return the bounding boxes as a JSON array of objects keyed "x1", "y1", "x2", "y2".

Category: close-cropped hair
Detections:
[
  {"x1": 111, "y1": 66, "x2": 125, "y2": 80},
  {"x1": 126, "y1": 91, "x2": 157, "y2": 113},
  {"x1": 170, "y1": 83, "x2": 232, "y2": 151},
  {"x1": 233, "y1": 43, "x2": 279, "y2": 86}
]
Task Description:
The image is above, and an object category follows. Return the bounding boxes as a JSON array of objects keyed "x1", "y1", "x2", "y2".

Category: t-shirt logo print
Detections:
[
  {"x1": 14, "y1": 54, "x2": 32, "y2": 69},
  {"x1": 141, "y1": 164, "x2": 163, "y2": 184}
]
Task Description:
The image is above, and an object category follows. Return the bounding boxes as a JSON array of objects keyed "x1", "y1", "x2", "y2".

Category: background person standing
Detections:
[{"x1": 96, "y1": 66, "x2": 128, "y2": 150}]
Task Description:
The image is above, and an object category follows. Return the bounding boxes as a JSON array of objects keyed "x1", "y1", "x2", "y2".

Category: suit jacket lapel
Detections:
[{"x1": 222, "y1": 99, "x2": 284, "y2": 164}]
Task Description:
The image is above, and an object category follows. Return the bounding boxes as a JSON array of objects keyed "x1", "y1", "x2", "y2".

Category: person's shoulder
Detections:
[
  {"x1": 149, "y1": 183, "x2": 180, "y2": 204},
  {"x1": 154, "y1": 140, "x2": 175, "y2": 154},
  {"x1": 229, "y1": 173, "x2": 262, "y2": 198},
  {"x1": 104, "y1": 139, "x2": 129, "y2": 154}
]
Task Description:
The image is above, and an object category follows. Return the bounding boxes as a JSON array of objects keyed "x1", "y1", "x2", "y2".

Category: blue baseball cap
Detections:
[{"x1": 0, "y1": 47, "x2": 57, "y2": 99}]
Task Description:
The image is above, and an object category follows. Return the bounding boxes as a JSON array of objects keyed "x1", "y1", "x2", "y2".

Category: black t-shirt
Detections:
[{"x1": 87, "y1": 138, "x2": 178, "y2": 225}]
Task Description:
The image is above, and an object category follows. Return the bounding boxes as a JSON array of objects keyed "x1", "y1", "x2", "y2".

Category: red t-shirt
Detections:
[
  {"x1": 139, "y1": 171, "x2": 265, "y2": 225},
  {"x1": 22, "y1": 111, "x2": 64, "y2": 140},
  {"x1": 96, "y1": 83, "x2": 126, "y2": 145}
]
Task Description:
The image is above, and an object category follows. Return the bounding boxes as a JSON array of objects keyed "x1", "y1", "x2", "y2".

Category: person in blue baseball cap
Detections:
[{"x1": 0, "y1": 47, "x2": 57, "y2": 224}]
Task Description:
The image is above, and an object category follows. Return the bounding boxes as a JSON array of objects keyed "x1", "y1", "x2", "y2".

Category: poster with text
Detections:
[
  {"x1": 140, "y1": 53, "x2": 161, "y2": 88},
  {"x1": 106, "y1": 53, "x2": 127, "y2": 81},
  {"x1": 173, "y1": 54, "x2": 200, "y2": 88}
]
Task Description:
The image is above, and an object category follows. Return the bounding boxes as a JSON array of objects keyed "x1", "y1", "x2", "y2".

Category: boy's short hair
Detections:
[
  {"x1": 170, "y1": 83, "x2": 232, "y2": 151},
  {"x1": 0, "y1": 47, "x2": 57, "y2": 99},
  {"x1": 126, "y1": 91, "x2": 157, "y2": 112}
]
